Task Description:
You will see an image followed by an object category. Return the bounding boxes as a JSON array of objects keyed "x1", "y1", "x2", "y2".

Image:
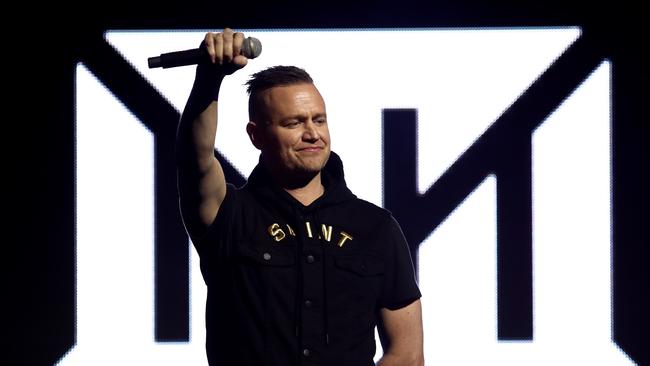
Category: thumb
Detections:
[{"x1": 233, "y1": 54, "x2": 249, "y2": 68}]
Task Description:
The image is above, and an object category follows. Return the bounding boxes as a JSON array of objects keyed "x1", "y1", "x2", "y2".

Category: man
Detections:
[{"x1": 176, "y1": 28, "x2": 423, "y2": 366}]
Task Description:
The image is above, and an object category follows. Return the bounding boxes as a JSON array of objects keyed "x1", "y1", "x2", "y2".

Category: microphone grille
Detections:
[{"x1": 242, "y1": 37, "x2": 262, "y2": 59}]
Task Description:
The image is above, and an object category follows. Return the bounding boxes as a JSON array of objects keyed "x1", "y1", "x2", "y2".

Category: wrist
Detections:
[{"x1": 194, "y1": 63, "x2": 226, "y2": 101}]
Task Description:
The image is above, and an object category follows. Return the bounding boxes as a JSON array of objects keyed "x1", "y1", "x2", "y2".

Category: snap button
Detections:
[
  {"x1": 306, "y1": 254, "x2": 315, "y2": 263},
  {"x1": 302, "y1": 348, "x2": 311, "y2": 357},
  {"x1": 263, "y1": 253, "x2": 271, "y2": 261},
  {"x1": 304, "y1": 299, "x2": 312, "y2": 308}
]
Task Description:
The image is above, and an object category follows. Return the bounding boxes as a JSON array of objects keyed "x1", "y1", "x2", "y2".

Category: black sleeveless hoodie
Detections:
[{"x1": 193, "y1": 151, "x2": 421, "y2": 366}]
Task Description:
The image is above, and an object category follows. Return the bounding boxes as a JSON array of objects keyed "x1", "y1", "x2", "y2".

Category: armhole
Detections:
[
  {"x1": 379, "y1": 214, "x2": 422, "y2": 310},
  {"x1": 191, "y1": 183, "x2": 238, "y2": 251}
]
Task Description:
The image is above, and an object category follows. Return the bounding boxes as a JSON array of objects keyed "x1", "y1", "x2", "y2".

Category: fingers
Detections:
[
  {"x1": 203, "y1": 32, "x2": 220, "y2": 64},
  {"x1": 203, "y1": 28, "x2": 247, "y2": 66},
  {"x1": 232, "y1": 32, "x2": 244, "y2": 60},
  {"x1": 232, "y1": 32, "x2": 248, "y2": 68},
  {"x1": 222, "y1": 28, "x2": 234, "y2": 63}
]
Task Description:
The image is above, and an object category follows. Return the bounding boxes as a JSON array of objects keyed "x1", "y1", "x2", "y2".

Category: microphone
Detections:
[{"x1": 147, "y1": 36, "x2": 262, "y2": 69}]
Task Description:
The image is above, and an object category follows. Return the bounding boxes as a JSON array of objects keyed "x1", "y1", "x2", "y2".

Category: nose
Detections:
[{"x1": 302, "y1": 120, "x2": 320, "y2": 141}]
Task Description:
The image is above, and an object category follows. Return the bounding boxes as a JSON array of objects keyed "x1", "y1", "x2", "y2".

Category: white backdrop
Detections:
[{"x1": 58, "y1": 28, "x2": 634, "y2": 365}]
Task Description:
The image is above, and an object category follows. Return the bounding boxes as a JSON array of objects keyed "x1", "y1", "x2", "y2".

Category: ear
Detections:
[{"x1": 246, "y1": 121, "x2": 263, "y2": 150}]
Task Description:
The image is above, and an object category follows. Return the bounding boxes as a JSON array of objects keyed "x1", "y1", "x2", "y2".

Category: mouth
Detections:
[{"x1": 297, "y1": 146, "x2": 324, "y2": 153}]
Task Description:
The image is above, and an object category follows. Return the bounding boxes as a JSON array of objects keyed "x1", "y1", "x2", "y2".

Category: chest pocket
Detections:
[
  {"x1": 332, "y1": 255, "x2": 385, "y2": 318},
  {"x1": 237, "y1": 244, "x2": 295, "y2": 267},
  {"x1": 235, "y1": 243, "x2": 296, "y2": 304},
  {"x1": 335, "y1": 255, "x2": 385, "y2": 276}
]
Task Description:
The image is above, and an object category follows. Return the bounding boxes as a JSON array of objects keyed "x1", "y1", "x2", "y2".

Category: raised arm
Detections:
[
  {"x1": 377, "y1": 299, "x2": 424, "y2": 366},
  {"x1": 176, "y1": 28, "x2": 248, "y2": 239}
]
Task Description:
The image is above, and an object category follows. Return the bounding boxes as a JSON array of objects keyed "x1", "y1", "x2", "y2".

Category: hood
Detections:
[{"x1": 243, "y1": 151, "x2": 356, "y2": 218}]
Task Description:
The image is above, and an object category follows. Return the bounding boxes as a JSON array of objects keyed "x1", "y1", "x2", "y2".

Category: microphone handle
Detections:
[
  {"x1": 148, "y1": 48, "x2": 206, "y2": 69},
  {"x1": 148, "y1": 37, "x2": 261, "y2": 69}
]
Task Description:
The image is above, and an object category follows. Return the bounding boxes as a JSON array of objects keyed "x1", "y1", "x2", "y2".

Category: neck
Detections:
[
  {"x1": 284, "y1": 172, "x2": 324, "y2": 206},
  {"x1": 260, "y1": 156, "x2": 325, "y2": 206},
  {"x1": 261, "y1": 156, "x2": 326, "y2": 205}
]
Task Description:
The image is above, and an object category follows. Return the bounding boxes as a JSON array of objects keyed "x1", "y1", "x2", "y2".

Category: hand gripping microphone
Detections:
[{"x1": 147, "y1": 36, "x2": 262, "y2": 69}]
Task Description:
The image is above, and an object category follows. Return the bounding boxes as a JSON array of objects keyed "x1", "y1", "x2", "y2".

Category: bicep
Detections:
[{"x1": 178, "y1": 156, "x2": 227, "y2": 238}]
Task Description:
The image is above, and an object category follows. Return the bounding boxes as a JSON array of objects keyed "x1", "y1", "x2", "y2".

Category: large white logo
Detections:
[{"x1": 58, "y1": 29, "x2": 634, "y2": 365}]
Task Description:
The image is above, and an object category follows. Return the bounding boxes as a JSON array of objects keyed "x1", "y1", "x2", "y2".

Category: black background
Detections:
[{"x1": 16, "y1": 0, "x2": 647, "y2": 365}]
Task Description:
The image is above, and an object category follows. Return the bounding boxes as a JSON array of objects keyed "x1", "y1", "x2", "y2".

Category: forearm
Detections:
[
  {"x1": 176, "y1": 68, "x2": 224, "y2": 172},
  {"x1": 176, "y1": 29, "x2": 247, "y2": 171}
]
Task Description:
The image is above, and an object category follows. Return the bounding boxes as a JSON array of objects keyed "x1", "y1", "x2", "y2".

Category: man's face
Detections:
[{"x1": 251, "y1": 83, "x2": 331, "y2": 177}]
